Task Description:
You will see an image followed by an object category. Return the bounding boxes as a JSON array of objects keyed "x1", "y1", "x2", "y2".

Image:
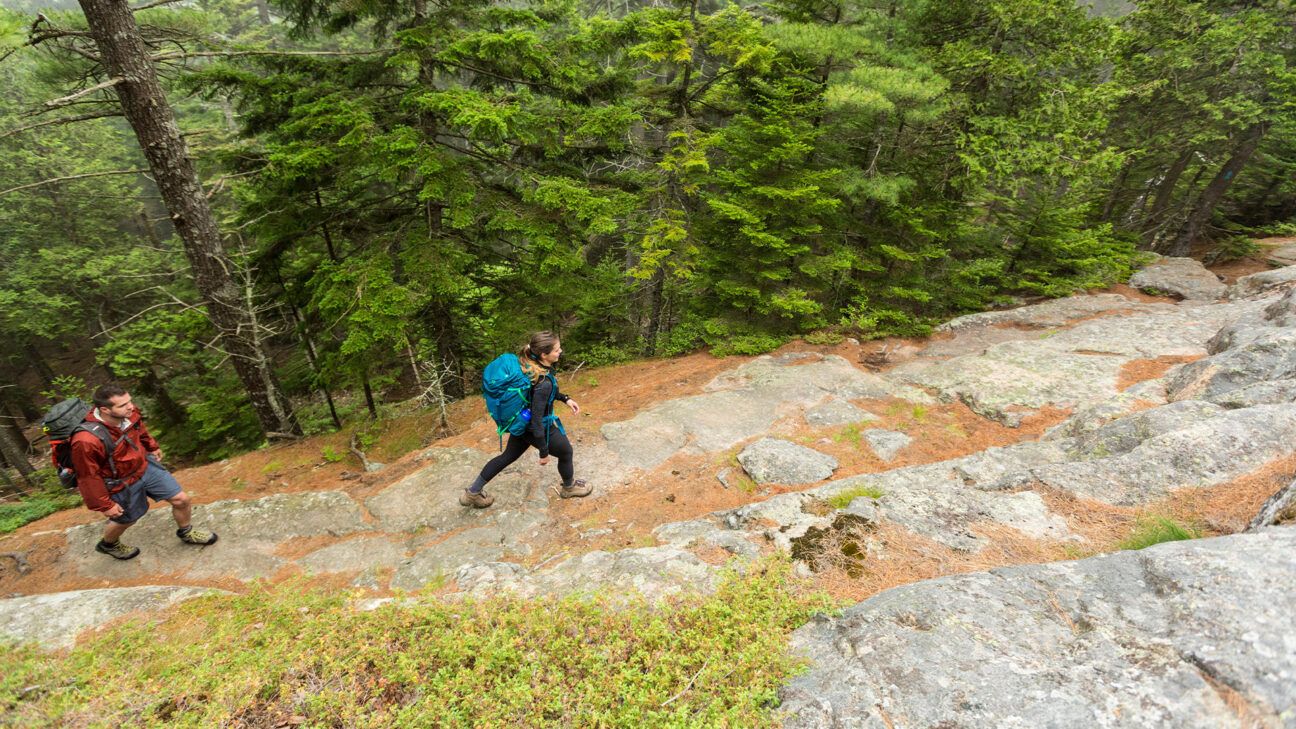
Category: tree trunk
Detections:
[
  {"x1": 254, "y1": 0, "x2": 271, "y2": 25},
  {"x1": 362, "y1": 377, "x2": 378, "y2": 419},
  {"x1": 0, "y1": 465, "x2": 19, "y2": 497},
  {"x1": 644, "y1": 268, "x2": 666, "y2": 356},
  {"x1": 0, "y1": 386, "x2": 41, "y2": 422},
  {"x1": 24, "y1": 344, "x2": 56, "y2": 387},
  {"x1": 1101, "y1": 155, "x2": 1135, "y2": 223},
  {"x1": 78, "y1": 0, "x2": 300, "y2": 439},
  {"x1": 139, "y1": 368, "x2": 187, "y2": 426},
  {"x1": 1141, "y1": 148, "x2": 1194, "y2": 246},
  {"x1": 0, "y1": 417, "x2": 34, "y2": 486},
  {"x1": 1167, "y1": 122, "x2": 1269, "y2": 257}
]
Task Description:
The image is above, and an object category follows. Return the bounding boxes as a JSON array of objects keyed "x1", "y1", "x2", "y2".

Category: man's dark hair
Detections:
[{"x1": 92, "y1": 383, "x2": 129, "y2": 408}]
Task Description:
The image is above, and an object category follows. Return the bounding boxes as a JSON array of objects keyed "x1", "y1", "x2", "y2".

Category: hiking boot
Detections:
[
  {"x1": 558, "y1": 479, "x2": 592, "y2": 499},
  {"x1": 177, "y1": 526, "x2": 218, "y2": 545},
  {"x1": 96, "y1": 539, "x2": 140, "y2": 560},
  {"x1": 459, "y1": 489, "x2": 495, "y2": 508}
]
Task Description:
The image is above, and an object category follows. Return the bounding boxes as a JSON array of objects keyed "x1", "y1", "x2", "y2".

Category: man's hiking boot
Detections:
[
  {"x1": 558, "y1": 479, "x2": 592, "y2": 499},
  {"x1": 177, "y1": 526, "x2": 218, "y2": 545},
  {"x1": 459, "y1": 489, "x2": 495, "y2": 508},
  {"x1": 96, "y1": 539, "x2": 140, "y2": 560}
]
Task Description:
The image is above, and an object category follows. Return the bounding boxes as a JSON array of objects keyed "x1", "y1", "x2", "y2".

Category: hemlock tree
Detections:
[{"x1": 69, "y1": 0, "x2": 300, "y2": 438}]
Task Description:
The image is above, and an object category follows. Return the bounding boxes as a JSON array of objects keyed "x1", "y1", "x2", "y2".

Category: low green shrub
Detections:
[
  {"x1": 0, "y1": 470, "x2": 82, "y2": 534},
  {"x1": 1, "y1": 559, "x2": 835, "y2": 727}
]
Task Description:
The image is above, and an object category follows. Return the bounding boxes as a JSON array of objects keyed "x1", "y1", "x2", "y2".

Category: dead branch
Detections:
[
  {"x1": 43, "y1": 77, "x2": 124, "y2": 109},
  {"x1": 0, "y1": 168, "x2": 150, "y2": 197},
  {"x1": 0, "y1": 111, "x2": 123, "y2": 138},
  {"x1": 349, "y1": 433, "x2": 373, "y2": 472},
  {"x1": 660, "y1": 659, "x2": 709, "y2": 708},
  {"x1": 152, "y1": 49, "x2": 395, "y2": 62},
  {"x1": 132, "y1": 0, "x2": 186, "y2": 10}
]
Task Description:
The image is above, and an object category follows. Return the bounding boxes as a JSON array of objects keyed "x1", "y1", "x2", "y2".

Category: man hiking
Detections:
[{"x1": 73, "y1": 384, "x2": 218, "y2": 560}]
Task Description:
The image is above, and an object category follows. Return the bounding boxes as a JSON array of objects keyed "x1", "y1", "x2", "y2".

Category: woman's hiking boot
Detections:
[
  {"x1": 95, "y1": 539, "x2": 140, "y2": 560},
  {"x1": 558, "y1": 479, "x2": 592, "y2": 499},
  {"x1": 177, "y1": 526, "x2": 219, "y2": 545},
  {"x1": 459, "y1": 489, "x2": 495, "y2": 508}
]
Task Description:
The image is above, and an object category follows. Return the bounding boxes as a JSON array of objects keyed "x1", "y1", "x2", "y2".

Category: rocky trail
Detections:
[{"x1": 3, "y1": 255, "x2": 1295, "y2": 726}]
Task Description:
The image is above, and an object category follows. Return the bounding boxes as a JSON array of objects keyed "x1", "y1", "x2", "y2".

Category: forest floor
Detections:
[{"x1": 0, "y1": 245, "x2": 1287, "y2": 603}]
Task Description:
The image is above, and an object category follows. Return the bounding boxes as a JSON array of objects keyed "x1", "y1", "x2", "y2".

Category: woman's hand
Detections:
[{"x1": 565, "y1": 398, "x2": 581, "y2": 415}]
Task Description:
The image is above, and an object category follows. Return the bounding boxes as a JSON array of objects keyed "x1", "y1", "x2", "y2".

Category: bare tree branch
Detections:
[
  {"x1": 43, "y1": 77, "x2": 123, "y2": 110},
  {"x1": 0, "y1": 111, "x2": 123, "y2": 138},
  {"x1": 131, "y1": 0, "x2": 186, "y2": 11},
  {"x1": 152, "y1": 49, "x2": 395, "y2": 62},
  {"x1": 0, "y1": 168, "x2": 149, "y2": 197}
]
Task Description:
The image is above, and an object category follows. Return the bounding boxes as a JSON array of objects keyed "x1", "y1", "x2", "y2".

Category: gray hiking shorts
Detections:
[{"x1": 108, "y1": 461, "x2": 182, "y2": 525}]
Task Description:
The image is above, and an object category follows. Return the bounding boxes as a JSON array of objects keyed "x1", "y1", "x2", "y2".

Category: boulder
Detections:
[
  {"x1": 862, "y1": 429, "x2": 911, "y2": 462},
  {"x1": 1230, "y1": 265, "x2": 1296, "y2": 299},
  {"x1": 780, "y1": 528, "x2": 1296, "y2": 729},
  {"x1": 1032, "y1": 404, "x2": 1296, "y2": 504},
  {"x1": 738, "y1": 438, "x2": 839, "y2": 485},
  {"x1": 1129, "y1": 256, "x2": 1227, "y2": 300},
  {"x1": 1168, "y1": 329, "x2": 1296, "y2": 407}
]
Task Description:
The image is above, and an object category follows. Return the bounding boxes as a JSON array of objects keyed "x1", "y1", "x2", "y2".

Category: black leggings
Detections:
[{"x1": 477, "y1": 429, "x2": 574, "y2": 486}]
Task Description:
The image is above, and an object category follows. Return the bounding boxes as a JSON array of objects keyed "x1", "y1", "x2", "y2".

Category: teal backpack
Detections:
[{"x1": 482, "y1": 354, "x2": 562, "y2": 450}]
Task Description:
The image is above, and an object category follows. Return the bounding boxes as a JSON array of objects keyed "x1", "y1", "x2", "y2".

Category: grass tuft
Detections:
[
  {"x1": 825, "y1": 485, "x2": 884, "y2": 510},
  {"x1": 1115, "y1": 516, "x2": 1200, "y2": 551}
]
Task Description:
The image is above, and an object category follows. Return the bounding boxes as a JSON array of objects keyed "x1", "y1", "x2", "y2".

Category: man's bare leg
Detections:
[
  {"x1": 166, "y1": 491, "x2": 192, "y2": 529},
  {"x1": 102, "y1": 520, "x2": 130, "y2": 543}
]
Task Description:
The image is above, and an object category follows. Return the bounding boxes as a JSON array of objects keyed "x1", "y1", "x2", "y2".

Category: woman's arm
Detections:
[{"x1": 528, "y1": 377, "x2": 552, "y2": 450}]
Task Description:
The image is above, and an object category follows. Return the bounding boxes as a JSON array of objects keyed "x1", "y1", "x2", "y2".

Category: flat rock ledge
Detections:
[
  {"x1": 779, "y1": 527, "x2": 1296, "y2": 729},
  {"x1": 0, "y1": 586, "x2": 228, "y2": 650}
]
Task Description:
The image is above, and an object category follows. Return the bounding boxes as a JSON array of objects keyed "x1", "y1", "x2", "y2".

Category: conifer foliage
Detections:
[{"x1": 0, "y1": 0, "x2": 1292, "y2": 462}]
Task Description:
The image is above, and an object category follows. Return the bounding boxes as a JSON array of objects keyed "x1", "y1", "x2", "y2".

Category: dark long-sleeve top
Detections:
[{"x1": 528, "y1": 372, "x2": 568, "y2": 456}]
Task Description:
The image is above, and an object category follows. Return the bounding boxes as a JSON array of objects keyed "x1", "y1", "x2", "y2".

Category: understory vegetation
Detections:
[{"x1": 0, "y1": 559, "x2": 835, "y2": 727}]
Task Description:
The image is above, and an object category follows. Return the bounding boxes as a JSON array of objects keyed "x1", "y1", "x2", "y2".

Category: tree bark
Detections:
[
  {"x1": 1167, "y1": 122, "x2": 1269, "y2": 257},
  {"x1": 0, "y1": 416, "x2": 34, "y2": 486},
  {"x1": 139, "y1": 368, "x2": 187, "y2": 426},
  {"x1": 78, "y1": 0, "x2": 300, "y2": 439},
  {"x1": 254, "y1": 0, "x2": 272, "y2": 25},
  {"x1": 24, "y1": 344, "x2": 56, "y2": 387},
  {"x1": 362, "y1": 377, "x2": 378, "y2": 419},
  {"x1": 0, "y1": 466, "x2": 19, "y2": 497},
  {"x1": 1141, "y1": 148, "x2": 1194, "y2": 246}
]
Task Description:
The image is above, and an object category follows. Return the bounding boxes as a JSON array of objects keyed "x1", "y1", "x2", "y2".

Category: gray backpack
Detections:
[{"x1": 40, "y1": 398, "x2": 124, "y2": 490}]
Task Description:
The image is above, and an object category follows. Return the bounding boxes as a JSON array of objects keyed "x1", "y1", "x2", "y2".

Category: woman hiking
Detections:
[{"x1": 461, "y1": 331, "x2": 591, "y2": 508}]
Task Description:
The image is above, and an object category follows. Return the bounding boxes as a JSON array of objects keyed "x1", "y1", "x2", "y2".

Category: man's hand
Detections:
[
  {"x1": 150, "y1": 448, "x2": 164, "y2": 462},
  {"x1": 539, "y1": 455, "x2": 551, "y2": 465},
  {"x1": 104, "y1": 503, "x2": 124, "y2": 518},
  {"x1": 565, "y1": 398, "x2": 581, "y2": 415}
]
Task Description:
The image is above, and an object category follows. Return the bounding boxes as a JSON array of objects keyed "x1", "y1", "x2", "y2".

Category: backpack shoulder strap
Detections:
[{"x1": 73, "y1": 422, "x2": 123, "y2": 479}]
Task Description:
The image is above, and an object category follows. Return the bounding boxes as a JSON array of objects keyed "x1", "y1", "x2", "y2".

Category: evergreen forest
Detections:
[{"x1": 1, "y1": 0, "x2": 1294, "y2": 469}]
